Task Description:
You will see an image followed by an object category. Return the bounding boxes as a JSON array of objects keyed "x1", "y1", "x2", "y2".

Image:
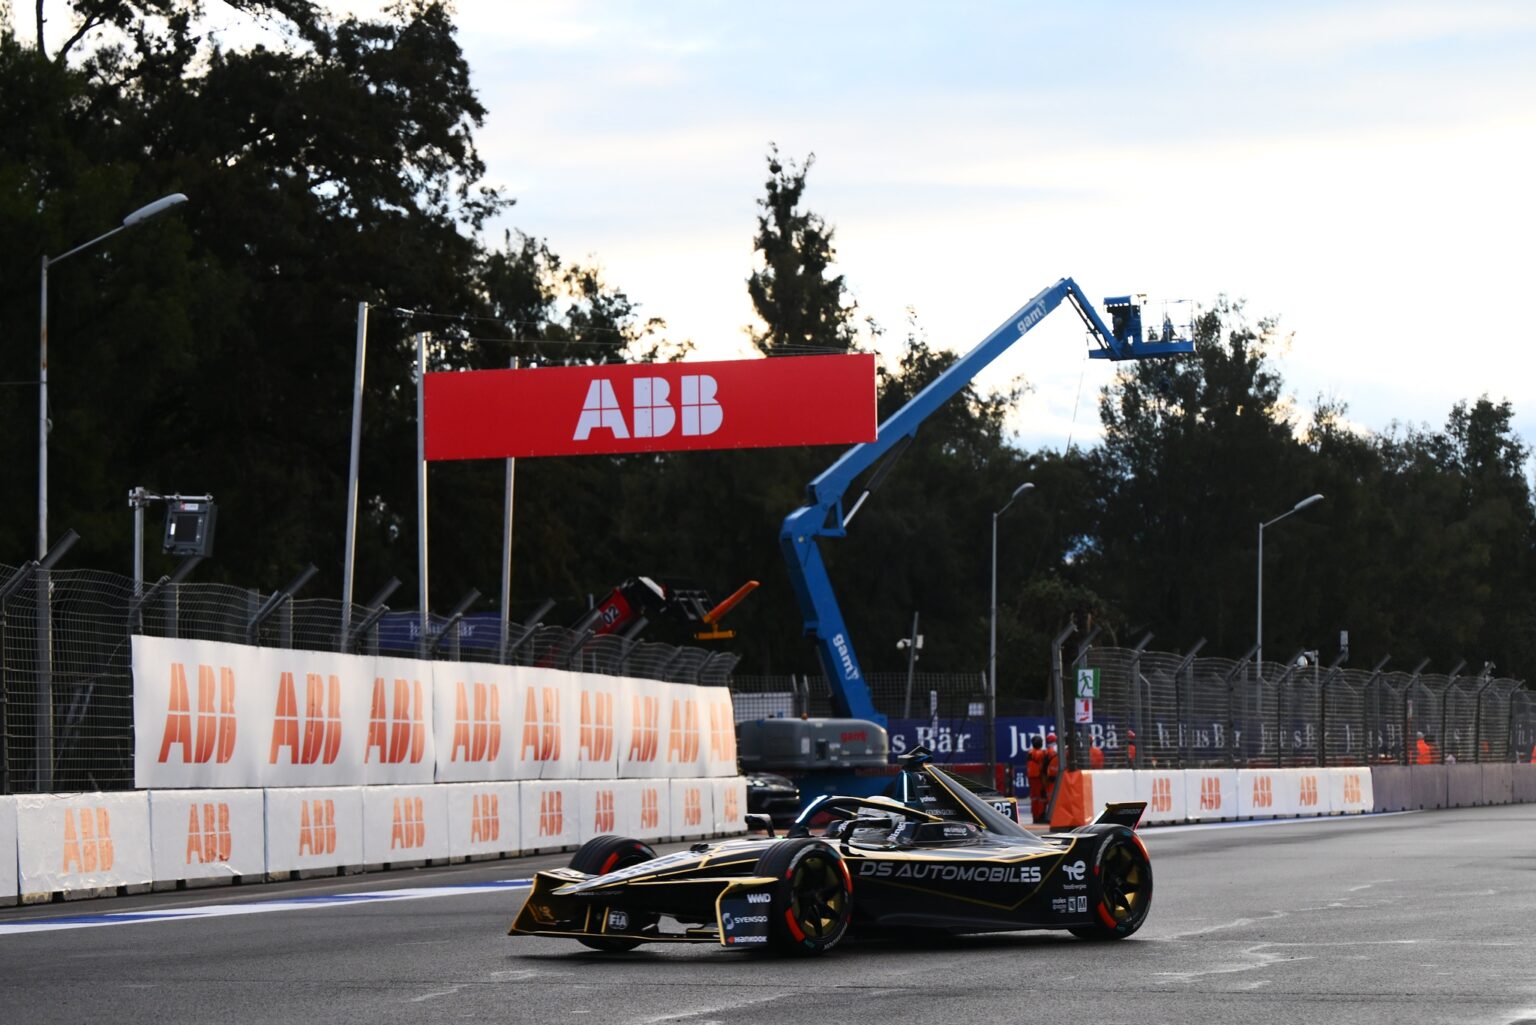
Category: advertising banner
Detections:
[
  {"x1": 576, "y1": 674, "x2": 624, "y2": 779},
  {"x1": 16, "y1": 791, "x2": 153, "y2": 895},
  {"x1": 1184, "y1": 769, "x2": 1239, "y2": 822},
  {"x1": 621, "y1": 679, "x2": 667, "y2": 779},
  {"x1": 669, "y1": 778, "x2": 714, "y2": 840},
  {"x1": 444, "y1": 782, "x2": 521, "y2": 857},
  {"x1": 133, "y1": 637, "x2": 435, "y2": 789},
  {"x1": 632, "y1": 779, "x2": 671, "y2": 842},
  {"x1": 362, "y1": 786, "x2": 449, "y2": 864},
  {"x1": 520, "y1": 780, "x2": 580, "y2": 851},
  {"x1": 424, "y1": 355, "x2": 877, "y2": 461},
  {"x1": 431, "y1": 662, "x2": 520, "y2": 783},
  {"x1": 1135, "y1": 769, "x2": 1187, "y2": 825},
  {"x1": 701, "y1": 688, "x2": 739, "y2": 779},
  {"x1": 148, "y1": 789, "x2": 266, "y2": 882},
  {"x1": 264, "y1": 787, "x2": 365, "y2": 874},
  {"x1": 578, "y1": 779, "x2": 630, "y2": 843}
]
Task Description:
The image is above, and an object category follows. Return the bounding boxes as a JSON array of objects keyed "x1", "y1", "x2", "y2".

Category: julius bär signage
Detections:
[{"x1": 423, "y1": 354, "x2": 876, "y2": 460}]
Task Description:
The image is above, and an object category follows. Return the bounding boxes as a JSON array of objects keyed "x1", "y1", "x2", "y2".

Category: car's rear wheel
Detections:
[
  {"x1": 569, "y1": 835, "x2": 656, "y2": 952},
  {"x1": 752, "y1": 839, "x2": 852, "y2": 956},
  {"x1": 1070, "y1": 830, "x2": 1153, "y2": 941}
]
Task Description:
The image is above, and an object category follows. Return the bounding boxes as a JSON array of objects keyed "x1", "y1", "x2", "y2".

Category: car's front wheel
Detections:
[
  {"x1": 752, "y1": 839, "x2": 852, "y2": 956},
  {"x1": 568, "y1": 835, "x2": 656, "y2": 952}
]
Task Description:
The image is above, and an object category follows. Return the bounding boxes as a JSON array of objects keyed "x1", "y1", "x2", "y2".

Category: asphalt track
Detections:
[{"x1": 2, "y1": 804, "x2": 1534, "y2": 1025}]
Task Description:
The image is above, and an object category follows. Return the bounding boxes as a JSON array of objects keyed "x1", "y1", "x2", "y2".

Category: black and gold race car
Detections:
[{"x1": 509, "y1": 750, "x2": 1151, "y2": 955}]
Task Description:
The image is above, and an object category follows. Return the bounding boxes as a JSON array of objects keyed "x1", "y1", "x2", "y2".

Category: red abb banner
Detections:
[{"x1": 423, "y1": 354, "x2": 876, "y2": 460}]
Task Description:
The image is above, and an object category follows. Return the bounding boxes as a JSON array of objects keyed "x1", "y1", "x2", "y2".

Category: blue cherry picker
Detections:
[{"x1": 778, "y1": 281, "x2": 1193, "y2": 728}]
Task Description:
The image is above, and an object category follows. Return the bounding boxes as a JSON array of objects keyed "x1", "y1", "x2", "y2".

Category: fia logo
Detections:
[
  {"x1": 470, "y1": 793, "x2": 500, "y2": 843},
  {"x1": 367, "y1": 678, "x2": 427, "y2": 765},
  {"x1": 667, "y1": 698, "x2": 701, "y2": 764},
  {"x1": 580, "y1": 690, "x2": 614, "y2": 763},
  {"x1": 391, "y1": 797, "x2": 426, "y2": 850},
  {"x1": 521, "y1": 687, "x2": 561, "y2": 762},
  {"x1": 298, "y1": 799, "x2": 337, "y2": 856},
  {"x1": 157, "y1": 663, "x2": 237, "y2": 764},
  {"x1": 683, "y1": 788, "x2": 703, "y2": 827},
  {"x1": 185, "y1": 802, "x2": 232, "y2": 864},
  {"x1": 61, "y1": 807, "x2": 114, "y2": 874},
  {"x1": 1252, "y1": 775, "x2": 1273, "y2": 809},
  {"x1": 1150, "y1": 777, "x2": 1173, "y2": 813},
  {"x1": 538, "y1": 791, "x2": 565, "y2": 837},
  {"x1": 707, "y1": 701, "x2": 735, "y2": 762},
  {"x1": 1343, "y1": 774, "x2": 1363, "y2": 805},
  {"x1": 268, "y1": 672, "x2": 342, "y2": 765},
  {"x1": 628, "y1": 695, "x2": 660, "y2": 763},
  {"x1": 1199, "y1": 776, "x2": 1223, "y2": 811},
  {"x1": 1299, "y1": 775, "x2": 1320, "y2": 807},
  {"x1": 572, "y1": 375, "x2": 723, "y2": 441},
  {"x1": 640, "y1": 788, "x2": 661, "y2": 831},
  {"x1": 450, "y1": 681, "x2": 502, "y2": 763},
  {"x1": 1062, "y1": 860, "x2": 1086, "y2": 882},
  {"x1": 593, "y1": 789, "x2": 616, "y2": 833}
]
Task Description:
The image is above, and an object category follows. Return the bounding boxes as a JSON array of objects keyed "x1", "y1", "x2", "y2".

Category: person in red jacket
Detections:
[
  {"x1": 1043, "y1": 732, "x2": 1061, "y2": 813},
  {"x1": 1088, "y1": 735, "x2": 1105, "y2": 769},
  {"x1": 1126, "y1": 729, "x2": 1138, "y2": 768},
  {"x1": 1025, "y1": 736, "x2": 1047, "y2": 822},
  {"x1": 1414, "y1": 732, "x2": 1433, "y2": 765}
]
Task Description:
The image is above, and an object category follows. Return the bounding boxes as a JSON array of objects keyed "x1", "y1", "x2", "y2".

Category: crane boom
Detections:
[{"x1": 778, "y1": 279, "x2": 1192, "y2": 723}]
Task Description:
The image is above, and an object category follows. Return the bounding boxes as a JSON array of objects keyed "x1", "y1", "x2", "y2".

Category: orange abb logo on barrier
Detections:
[
  {"x1": 521, "y1": 687, "x2": 561, "y2": 762},
  {"x1": 298, "y1": 799, "x2": 337, "y2": 856},
  {"x1": 1251, "y1": 776, "x2": 1273, "y2": 809},
  {"x1": 450, "y1": 682, "x2": 501, "y2": 763},
  {"x1": 640, "y1": 788, "x2": 660, "y2": 831},
  {"x1": 391, "y1": 797, "x2": 426, "y2": 850},
  {"x1": 1149, "y1": 777, "x2": 1173, "y2": 813},
  {"x1": 158, "y1": 663, "x2": 237, "y2": 764},
  {"x1": 366, "y1": 678, "x2": 427, "y2": 765},
  {"x1": 593, "y1": 789, "x2": 616, "y2": 833},
  {"x1": 722, "y1": 787, "x2": 740, "y2": 824},
  {"x1": 537, "y1": 791, "x2": 565, "y2": 837},
  {"x1": 185, "y1": 802, "x2": 232, "y2": 864},
  {"x1": 61, "y1": 807, "x2": 114, "y2": 873},
  {"x1": 580, "y1": 690, "x2": 614, "y2": 763},
  {"x1": 269, "y1": 672, "x2": 342, "y2": 765},
  {"x1": 628, "y1": 696, "x2": 660, "y2": 763},
  {"x1": 471, "y1": 793, "x2": 500, "y2": 843},
  {"x1": 1299, "y1": 775, "x2": 1320, "y2": 807},
  {"x1": 666, "y1": 699, "x2": 700, "y2": 764},
  {"x1": 1199, "y1": 776, "x2": 1223, "y2": 811},
  {"x1": 707, "y1": 702, "x2": 735, "y2": 762},
  {"x1": 683, "y1": 788, "x2": 703, "y2": 827},
  {"x1": 1343, "y1": 774, "x2": 1363, "y2": 805}
]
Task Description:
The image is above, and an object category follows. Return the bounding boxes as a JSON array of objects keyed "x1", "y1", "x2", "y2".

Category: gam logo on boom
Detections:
[
  {"x1": 157, "y1": 663, "x2": 237, "y2": 764},
  {"x1": 61, "y1": 807, "x2": 114, "y2": 874},
  {"x1": 450, "y1": 681, "x2": 501, "y2": 763},
  {"x1": 572, "y1": 375, "x2": 723, "y2": 442},
  {"x1": 580, "y1": 690, "x2": 614, "y2": 764},
  {"x1": 367, "y1": 678, "x2": 427, "y2": 765},
  {"x1": 269, "y1": 672, "x2": 342, "y2": 765},
  {"x1": 185, "y1": 802, "x2": 232, "y2": 864}
]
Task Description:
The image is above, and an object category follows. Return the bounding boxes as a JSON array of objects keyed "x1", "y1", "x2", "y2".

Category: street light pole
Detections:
[
  {"x1": 1256, "y1": 493, "x2": 1324, "y2": 670},
  {"x1": 38, "y1": 192, "x2": 188, "y2": 557},
  {"x1": 989, "y1": 481, "x2": 1034, "y2": 778}
]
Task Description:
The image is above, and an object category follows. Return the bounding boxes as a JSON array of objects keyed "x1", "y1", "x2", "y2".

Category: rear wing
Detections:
[{"x1": 1093, "y1": 802, "x2": 1146, "y2": 830}]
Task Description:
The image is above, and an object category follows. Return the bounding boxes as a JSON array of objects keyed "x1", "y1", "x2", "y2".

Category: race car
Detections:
[{"x1": 509, "y1": 749, "x2": 1151, "y2": 955}]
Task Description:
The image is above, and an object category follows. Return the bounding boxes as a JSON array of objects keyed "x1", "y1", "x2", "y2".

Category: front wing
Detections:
[{"x1": 510, "y1": 869, "x2": 782, "y2": 948}]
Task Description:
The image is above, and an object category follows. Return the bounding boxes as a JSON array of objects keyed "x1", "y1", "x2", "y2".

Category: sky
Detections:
[{"x1": 162, "y1": 1, "x2": 1536, "y2": 456}]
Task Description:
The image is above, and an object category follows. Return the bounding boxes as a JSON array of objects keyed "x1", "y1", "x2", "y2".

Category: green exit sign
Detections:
[{"x1": 1076, "y1": 668, "x2": 1101, "y2": 698}]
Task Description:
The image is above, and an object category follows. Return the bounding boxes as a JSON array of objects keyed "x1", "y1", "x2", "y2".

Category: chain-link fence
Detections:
[
  {"x1": 1069, "y1": 644, "x2": 1532, "y2": 770},
  {"x1": 0, "y1": 562, "x2": 740, "y2": 795}
]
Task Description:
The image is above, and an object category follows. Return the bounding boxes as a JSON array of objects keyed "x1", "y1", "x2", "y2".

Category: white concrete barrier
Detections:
[
  {"x1": 520, "y1": 780, "x2": 580, "y2": 851},
  {"x1": 264, "y1": 787, "x2": 364, "y2": 874},
  {"x1": 362, "y1": 785, "x2": 449, "y2": 865},
  {"x1": 712, "y1": 777, "x2": 747, "y2": 835},
  {"x1": 1082, "y1": 770, "x2": 1137, "y2": 815},
  {"x1": 149, "y1": 789, "x2": 265, "y2": 882},
  {"x1": 578, "y1": 779, "x2": 627, "y2": 842},
  {"x1": 1326, "y1": 767, "x2": 1373, "y2": 814},
  {"x1": 0, "y1": 796, "x2": 18, "y2": 900},
  {"x1": 16, "y1": 791, "x2": 152, "y2": 896},
  {"x1": 444, "y1": 782, "x2": 521, "y2": 857},
  {"x1": 632, "y1": 779, "x2": 671, "y2": 842},
  {"x1": 1134, "y1": 768, "x2": 1187, "y2": 825},
  {"x1": 669, "y1": 778, "x2": 714, "y2": 839},
  {"x1": 1183, "y1": 769, "x2": 1240, "y2": 822}
]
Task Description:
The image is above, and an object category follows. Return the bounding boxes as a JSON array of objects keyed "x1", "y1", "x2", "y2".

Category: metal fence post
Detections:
[
  {"x1": 1169, "y1": 639, "x2": 1206, "y2": 769},
  {"x1": 1223, "y1": 645, "x2": 1258, "y2": 768},
  {"x1": 1128, "y1": 634, "x2": 1153, "y2": 768}
]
